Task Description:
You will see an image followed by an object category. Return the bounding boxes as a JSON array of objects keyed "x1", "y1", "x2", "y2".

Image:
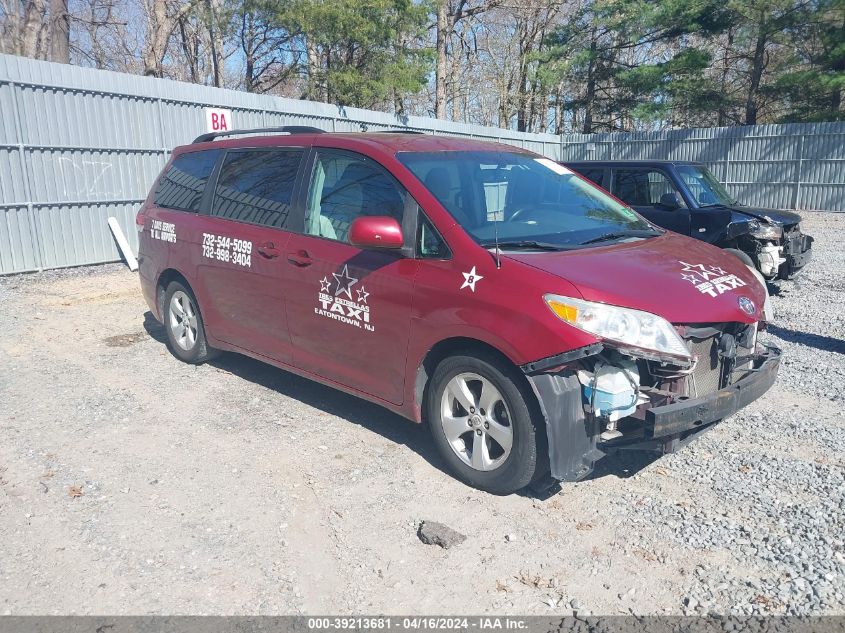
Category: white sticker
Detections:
[
  {"x1": 679, "y1": 261, "x2": 747, "y2": 298},
  {"x1": 202, "y1": 233, "x2": 252, "y2": 268},
  {"x1": 534, "y1": 158, "x2": 573, "y2": 176},
  {"x1": 460, "y1": 266, "x2": 483, "y2": 292},
  {"x1": 315, "y1": 265, "x2": 374, "y2": 332},
  {"x1": 150, "y1": 219, "x2": 176, "y2": 243}
]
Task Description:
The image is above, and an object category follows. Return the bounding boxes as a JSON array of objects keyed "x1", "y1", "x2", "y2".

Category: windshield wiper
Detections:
[
  {"x1": 480, "y1": 240, "x2": 574, "y2": 251},
  {"x1": 579, "y1": 229, "x2": 662, "y2": 245}
]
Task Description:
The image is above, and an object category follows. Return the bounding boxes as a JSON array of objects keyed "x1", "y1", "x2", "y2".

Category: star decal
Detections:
[
  {"x1": 709, "y1": 265, "x2": 727, "y2": 276},
  {"x1": 681, "y1": 273, "x2": 700, "y2": 284},
  {"x1": 332, "y1": 264, "x2": 358, "y2": 300},
  {"x1": 460, "y1": 266, "x2": 483, "y2": 292},
  {"x1": 679, "y1": 261, "x2": 718, "y2": 281},
  {"x1": 319, "y1": 276, "x2": 332, "y2": 293},
  {"x1": 356, "y1": 286, "x2": 369, "y2": 305}
]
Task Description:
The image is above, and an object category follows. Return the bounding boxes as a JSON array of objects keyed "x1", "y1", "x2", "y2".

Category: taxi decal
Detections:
[
  {"x1": 202, "y1": 233, "x2": 252, "y2": 268},
  {"x1": 679, "y1": 261, "x2": 746, "y2": 298},
  {"x1": 315, "y1": 265, "x2": 374, "y2": 332}
]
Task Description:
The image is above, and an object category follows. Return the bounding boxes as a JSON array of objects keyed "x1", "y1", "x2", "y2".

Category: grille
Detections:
[{"x1": 687, "y1": 337, "x2": 723, "y2": 397}]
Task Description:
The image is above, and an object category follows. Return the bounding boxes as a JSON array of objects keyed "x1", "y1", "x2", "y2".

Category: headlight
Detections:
[
  {"x1": 750, "y1": 222, "x2": 782, "y2": 240},
  {"x1": 544, "y1": 294, "x2": 692, "y2": 362}
]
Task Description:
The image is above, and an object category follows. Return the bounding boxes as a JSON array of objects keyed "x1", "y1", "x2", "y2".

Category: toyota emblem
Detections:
[{"x1": 738, "y1": 296, "x2": 756, "y2": 316}]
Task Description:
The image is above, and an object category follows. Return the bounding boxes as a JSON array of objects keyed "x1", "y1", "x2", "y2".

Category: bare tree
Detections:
[
  {"x1": 141, "y1": 0, "x2": 196, "y2": 77},
  {"x1": 48, "y1": 0, "x2": 68, "y2": 61},
  {"x1": 0, "y1": 0, "x2": 49, "y2": 56},
  {"x1": 435, "y1": 0, "x2": 500, "y2": 119}
]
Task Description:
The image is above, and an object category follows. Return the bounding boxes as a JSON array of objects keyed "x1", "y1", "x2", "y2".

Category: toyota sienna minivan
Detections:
[{"x1": 137, "y1": 127, "x2": 781, "y2": 494}]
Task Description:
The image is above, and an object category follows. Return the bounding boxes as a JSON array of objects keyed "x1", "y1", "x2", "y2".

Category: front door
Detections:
[
  {"x1": 611, "y1": 168, "x2": 691, "y2": 235},
  {"x1": 282, "y1": 149, "x2": 418, "y2": 405}
]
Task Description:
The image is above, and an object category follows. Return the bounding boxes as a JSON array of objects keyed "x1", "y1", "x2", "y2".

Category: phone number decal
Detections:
[{"x1": 202, "y1": 233, "x2": 252, "y2": 268}]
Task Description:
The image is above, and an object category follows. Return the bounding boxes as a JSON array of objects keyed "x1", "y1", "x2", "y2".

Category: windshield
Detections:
[
  {"x1": 398, "y1": 151, "x2": 656, "y2": 249},
  {"x1": 676, "y1": 165, "x2": 737, "y2": 207}
]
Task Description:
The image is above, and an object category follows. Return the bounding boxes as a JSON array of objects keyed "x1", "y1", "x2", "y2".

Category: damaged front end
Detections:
[{"x1": 523, "y1": 322, "x2": 781, "y2": 482}]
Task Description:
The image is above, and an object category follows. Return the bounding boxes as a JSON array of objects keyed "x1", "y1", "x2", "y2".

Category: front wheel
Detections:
[
  {"x1": 426, "y1": 352, "x2": 542, "y2": 494},
  {"x1": 723, "y1": 247, "x2": 755, "y2": 268}
]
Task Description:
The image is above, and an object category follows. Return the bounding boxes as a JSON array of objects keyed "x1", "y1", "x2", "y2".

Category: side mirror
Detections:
[
  {"x1": 349, "y1": 216, "x2": 404, "y2": 249},
  {"x1": 658, "y1": 192, "x2": 681, "y2": 209}
]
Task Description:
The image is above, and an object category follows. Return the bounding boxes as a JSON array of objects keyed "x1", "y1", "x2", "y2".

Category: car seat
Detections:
[
  {"x1": 424, "y1": 167, "x2": 472, "y2": 226},
  {"x1": 320, "y1": 163, "x2": 368, "y2": 242}
]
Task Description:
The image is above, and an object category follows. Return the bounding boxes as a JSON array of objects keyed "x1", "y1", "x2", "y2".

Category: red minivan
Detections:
[{"x1": 137, "y1": 127, "x2": 780, "y2": 494}]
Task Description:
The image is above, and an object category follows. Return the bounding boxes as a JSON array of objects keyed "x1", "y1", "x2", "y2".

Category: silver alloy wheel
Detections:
[
  {"x1": 168, "y1": 290, "x2": 198, "y2": 351},
  {"x1": 439, "y1": 372, "x2": 513, "y2": 471}
]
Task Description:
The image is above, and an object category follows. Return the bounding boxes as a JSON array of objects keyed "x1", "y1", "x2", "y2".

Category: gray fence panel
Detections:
[{"x1": 0, "y1": 53, "x2": 844, "y2": 275}]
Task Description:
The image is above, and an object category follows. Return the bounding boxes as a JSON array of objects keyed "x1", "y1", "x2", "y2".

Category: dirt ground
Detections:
[{"x1": 0, "y1": 212, "x2": 843, "y2": 616}]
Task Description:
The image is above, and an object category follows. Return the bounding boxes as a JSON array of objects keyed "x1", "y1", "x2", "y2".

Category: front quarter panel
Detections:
[{"x1": 405, "y1": 254, "x2": 598, "y2": 413}]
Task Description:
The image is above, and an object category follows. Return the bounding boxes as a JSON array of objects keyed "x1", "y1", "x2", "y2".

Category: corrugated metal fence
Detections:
[{"x1": 1, "y1": 53, "x2": 843, "y2": 275}]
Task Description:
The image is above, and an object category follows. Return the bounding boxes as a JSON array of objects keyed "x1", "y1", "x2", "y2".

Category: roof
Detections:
[
  {"x1": 564, "y1": 159, "x2": 705, "y2": 166},
  {"x1": 182, "y1": 130, "x2": 527, "y2": 156}
]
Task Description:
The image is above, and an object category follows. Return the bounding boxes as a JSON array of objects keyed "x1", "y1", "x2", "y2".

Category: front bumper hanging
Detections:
[{"x1": 526, "y1": 343, "x2": 781, "y2": 482}]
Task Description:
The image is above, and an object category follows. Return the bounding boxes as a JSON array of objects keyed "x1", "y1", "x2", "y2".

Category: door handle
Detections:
[
  {"x1": 257, "y1": 242, "x2": 281, "y2": 259},
  {"x1": 286, "y1": 249, "x2": 313, "y2": 267}
]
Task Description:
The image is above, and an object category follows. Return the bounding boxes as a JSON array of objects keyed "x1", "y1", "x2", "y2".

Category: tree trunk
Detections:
[
  {"x1": 717, "y1": 29, "x2": 734, "y2": 126},
  {"x1": 178, "y1": 17, "x2": 199, "y2": 83},
  {"x1": 205, "y1": 0, "x2": 223, "y2": 87},
  {"x1": 143, "y1": 0, "x2": 169, "y2": 76},
  {"x1": 830, "y1": 14, "x2": 845, "y2": 113},
  {"x1": 144, "y1": 0, "x2": 195, "y2": 78},
  {"x1": 21, "y1": 0, "x2": 47, "y2": 57},
  {"x1": 449, "y1": 40, "x2": 461, "y2": 121},
  {"x1": 435, "y1": 0, "x2": 448, "y2": 119},
  {"x1": 582, "y1": 38, "x2": 597, "y2": 134},
  {"x1": 49, "y1": 0, "x2": 69, "y2": 62},
  {"x1": 745, "y1": 24, "x2": 767, "y2": 125}
]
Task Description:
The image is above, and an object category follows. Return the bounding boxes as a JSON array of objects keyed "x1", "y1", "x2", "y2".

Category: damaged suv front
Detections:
[
  {"x1": 523, "y1": 291, "x2": 780, "y2": 482},
  {"x1": 743, "y1": 212, "x2": 814, "y2": 280}
]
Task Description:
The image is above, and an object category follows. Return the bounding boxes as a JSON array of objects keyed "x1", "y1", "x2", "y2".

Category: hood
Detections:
[
  {"x1": 727, "y1": 205, "x2": 802, "y2": 226},
  {"x1": 507, "y1": 232, "x2": 767, "y2": 324}
]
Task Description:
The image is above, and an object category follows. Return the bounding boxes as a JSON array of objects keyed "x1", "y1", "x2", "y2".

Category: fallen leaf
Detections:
[
  {"x1": 633, "y1": 548, "x2": 657, "y2": 562},
  {"x1": 575, "y1": 521, "x2": 593, "y2": 531},
  {"x1": 654, "y1": 467, "x2": 670, "y2": 476},
  {"x1": 738, "y1": 464, "x2": 752, "y2": 473},
  {"x1": 68, "y1": 485, "x2": 83, "y2": 498},
  {"x1": 495, "y1": 579, "x2": 510, "y2": 592}
]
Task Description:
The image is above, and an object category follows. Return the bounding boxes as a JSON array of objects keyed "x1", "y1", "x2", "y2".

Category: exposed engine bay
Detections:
[{"x1": 525, "y1": 322, "x2": 781, "y2": 483}]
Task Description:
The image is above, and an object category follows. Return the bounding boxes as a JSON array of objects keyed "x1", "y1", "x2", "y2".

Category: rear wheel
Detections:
[
  {"x1": 426, "y1": 352, "x2": 542, "y2": 494},
  {"x1": 162, "y1": 281, "x2": 218, "y2": 364}
]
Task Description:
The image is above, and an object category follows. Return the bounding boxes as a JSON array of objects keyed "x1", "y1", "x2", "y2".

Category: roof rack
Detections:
[{"x1": 192, "y1": 125, "x2": 325, "y2": 144}]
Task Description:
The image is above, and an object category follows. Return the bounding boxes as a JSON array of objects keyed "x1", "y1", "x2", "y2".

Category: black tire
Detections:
[
  {"x1": 426, "y1": 351, "x2": 542, "y2": 494},
  {"x1": 723, "y1": 247, "x2": 755, "y2": 268},
  {"x1": 161, "y1": 280, "x2": 219, "y2": 364}
]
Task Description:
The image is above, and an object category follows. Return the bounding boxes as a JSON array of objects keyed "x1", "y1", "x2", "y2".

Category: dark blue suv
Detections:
[{"x1": 566, "y1": 160, "x2": 813, "y2": 281}]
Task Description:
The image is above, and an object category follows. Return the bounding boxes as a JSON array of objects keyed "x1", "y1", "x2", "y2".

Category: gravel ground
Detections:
[{"x1": 0, "y1": 213, "x2": 843, "y2": 616}]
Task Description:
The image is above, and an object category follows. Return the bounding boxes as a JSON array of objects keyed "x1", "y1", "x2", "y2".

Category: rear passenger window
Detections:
[
  {"x1": 155, "y1": 150, "x2": 221, "y2": 212},
  {"x1": 613, "y1": 169, "x2": 675, "y2": 206},
  {"x1": 211, "y1": 149, "x2": 304, "y2": 228}
]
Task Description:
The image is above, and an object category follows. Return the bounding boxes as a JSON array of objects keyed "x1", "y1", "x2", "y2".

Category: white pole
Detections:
[{"x1": 108, "y1": 217, "x2": 139, "y2": 272}]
